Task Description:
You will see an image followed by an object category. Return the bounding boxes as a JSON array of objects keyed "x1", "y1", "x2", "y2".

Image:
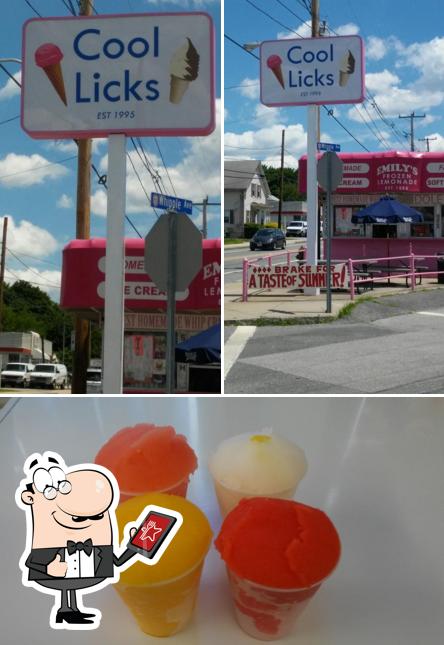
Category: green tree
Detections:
[{"x1": 262, "y1": 164, "x2": 305, "y2": 202}]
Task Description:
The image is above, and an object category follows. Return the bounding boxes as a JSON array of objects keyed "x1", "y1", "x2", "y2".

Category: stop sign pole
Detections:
[
  {"x1": 166, "y1": 210, "x2": 178, "y2": 393},
  {"x1": 317, "y1": 151, "x2": 343, "y2": 313}
]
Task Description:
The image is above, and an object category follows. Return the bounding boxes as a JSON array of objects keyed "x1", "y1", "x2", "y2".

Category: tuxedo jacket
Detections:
[{"x1": 25, "y1": 545, "x2": 134, "y2": 581}]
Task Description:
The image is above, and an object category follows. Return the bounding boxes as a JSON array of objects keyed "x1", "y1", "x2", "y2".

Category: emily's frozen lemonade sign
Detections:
[{"x1": 22, "y1": 13, "x2": 215, "y2": 138}]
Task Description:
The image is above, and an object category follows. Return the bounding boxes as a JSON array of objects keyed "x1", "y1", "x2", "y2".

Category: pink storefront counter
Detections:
[
  {"x1": 299, "y1": 150, "x2": 444, "y2": 268},
  {"x1": 60, "y1": 237, "x2": 221, "y2": 393}
]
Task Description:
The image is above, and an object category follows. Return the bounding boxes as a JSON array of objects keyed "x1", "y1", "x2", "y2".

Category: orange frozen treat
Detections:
[
  {"x1": 115, "y1": 492, "x2": 213, "y2": 636},
  {"x1": 95, "y1": 423, "x2": 198, "y2": 501}
]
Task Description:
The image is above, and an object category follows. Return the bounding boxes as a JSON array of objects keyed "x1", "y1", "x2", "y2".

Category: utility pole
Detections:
[
  {"x1": 398, "y1": 112, "x2": 425, "y2": 151},
  {"x1": 71, "y1": 0, "x2": 93, "y2": 393},
  {"x1": 0, "y1": 216, "x2": 8, "y2": 332},
  {"x1": 418, "y1": 136, "x2": 437, "y2": 152},
  {"x1": 278, "y1": 129, "x2": 285, "y2": 230},
  {"x1": 305, "y1": 0, "x2": 320, "y2": 294}
]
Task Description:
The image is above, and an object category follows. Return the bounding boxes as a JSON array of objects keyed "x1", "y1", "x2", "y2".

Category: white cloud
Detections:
[
  {"x1": 366, "y1": 36, "x2": 387, "y2": 61},
  {"x1": 365, "y1": 69, "x2": 400, "y2": 93},
  {"x1": 416, "y1": 132, "x2": 444, "y2": 151},
  {"x1": 92, "y1": 99, "x2": 221, "y2": 216},
  {"x1": 57, "y1": 194, "x2": 73, "y2": 209},
  {"x1": 397, "y1": 36, "x2": 444, "y2": 86},
  {"x1": 334, "y1": 23, "x2": 360, "y2": 36},
  {"x1": 0, "y1": 153, "x2": 70, "y2": 187},
  {"x1": 0, "y1": 71, "x2": 21, "y2": 101},
  {"x1": 237, "y1": 77, "x2": 260, "y2": 100},
  {"x1": 0, "y1": 215, "x2": 59, "y2": 257},
  {"x1": 5, "y1": 267, "x2": 61, "y2": 300},
  {"x1": 224, "y1": 122, "x2": 306, "y2": 169}
]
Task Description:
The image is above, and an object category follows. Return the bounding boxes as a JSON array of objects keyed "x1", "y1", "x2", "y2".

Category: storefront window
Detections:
[
  {"x1": 333, "y1": 206, "x2": 364, "y2": 236},
  {"x1": 411, "y1": 207, "x2": 434, "y2": 237}
]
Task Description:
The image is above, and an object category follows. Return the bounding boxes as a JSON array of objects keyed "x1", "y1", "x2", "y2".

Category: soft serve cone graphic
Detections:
[
  {"x1": 34, "y1": 43, "x2": 67, "y2": 105},
  {"x1": 339, "y1": 49, "x2": 355, "y2": 87},
  {"x1": 169, "y1": 38, "x2": 200, "y2": 104}
]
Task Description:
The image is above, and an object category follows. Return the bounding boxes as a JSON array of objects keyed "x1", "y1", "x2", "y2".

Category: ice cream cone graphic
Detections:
[
  {"x1": 169, "y1": 38, "x2": 200, "y2": 104},
  {"x1": 267, "y1": 54, "x2": 285, "y2": 89},
  {"x1": 34, "y1": 43, "x2": 67, "y2": 106},
  {"x1": 339, "y1": 50, "x2": 355, "y2": 87}
]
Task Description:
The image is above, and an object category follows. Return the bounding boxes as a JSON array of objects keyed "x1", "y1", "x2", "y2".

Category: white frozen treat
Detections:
[
  {"x1": 339, "y1": 49, "x2": 355, "y2": 86},
  {"x1": 209, "y1": 433, "x2": 307, "y2": 517},
  {"x1": 169, "y1": 38, "x2": 199, "y2": 104}
]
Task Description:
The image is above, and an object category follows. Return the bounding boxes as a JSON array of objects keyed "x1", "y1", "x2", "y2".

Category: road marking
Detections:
[
  {"x1": 417, "y1": 311, "x2": 444, "y2": 317},
  {"x1": 224, "y1": 326, "x2": 256, "y2": 379},
  {"x1": 224, "y1": 269, "x2": 242, "y2": 275}
]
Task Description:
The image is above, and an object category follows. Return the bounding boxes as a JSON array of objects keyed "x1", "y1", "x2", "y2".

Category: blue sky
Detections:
[
  {"x1": 0, "y1": 0, "x2": 220, "y2": 301},
  {"x1": 225, "y1": 0, "x2": 444, "y2": 168}
]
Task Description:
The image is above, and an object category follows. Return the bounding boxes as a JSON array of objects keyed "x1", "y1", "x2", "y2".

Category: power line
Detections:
[
  {"x1": 245, "y1": 0, "x2": 305, "y2": 38},
  {"x1": 23, "y1": 0, "x2": 42, "y2": 17},
  {"x1": 0, "y1": 64, "x2": 21, "y2": 87},
  {"x1": 275, "y1": 0, "x2": 312, "y2": 31},
  {"x1": 0, "y1": 115, "x2": 20, "y2": 126},
  {"x1": 0, "y1": 155, "x2": 77, "y2": 182},
  {"x1": 5, "y1": 268, "x2": 60, "y2": 290},
  {"x1": 225, "y1": 34, "x2": 260, "y2": 60},
  {"x1": 154, "y1": 138, "x2": 177, "y2": 197}
]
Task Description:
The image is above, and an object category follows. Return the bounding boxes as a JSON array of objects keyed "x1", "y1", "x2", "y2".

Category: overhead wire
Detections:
[{"x1": 245, "y1": 0, "x2": 305, "y2": 38}]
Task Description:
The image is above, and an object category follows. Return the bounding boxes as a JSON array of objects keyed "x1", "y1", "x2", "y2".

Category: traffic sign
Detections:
[
  {"x1": 317, "y1": 151, "x2": 343, "y2": 192},
  {"x1": 144, "y1": 212, "x2": 202, "y2": 293},
  {"x1": 151, "y1": 192, "x2": 193, "y2": 215},
  {"x1": 317, "y1": 142, "x2": 341, "y2": 152}
]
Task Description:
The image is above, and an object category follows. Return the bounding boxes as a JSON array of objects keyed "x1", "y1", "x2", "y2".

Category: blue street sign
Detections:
[
  {"x1": 150, "y1": 192, "x2": 193, "y2": 215},
  {"x1": 317, "y1": 142, "x2": 341, "y2": 152}
]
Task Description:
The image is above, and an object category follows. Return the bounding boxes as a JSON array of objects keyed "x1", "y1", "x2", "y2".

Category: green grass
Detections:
[{"x1": 224, "y1": 238, "x2": 247, "y2": 245}]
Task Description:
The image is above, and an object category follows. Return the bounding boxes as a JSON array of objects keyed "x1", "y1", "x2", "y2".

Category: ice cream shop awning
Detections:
[
  {"x1": 298, "y1": 151, "x2": 444, "y2": 194},
  {"x1": 60, "y1": 238, "x2": 221, "y2": 312}
]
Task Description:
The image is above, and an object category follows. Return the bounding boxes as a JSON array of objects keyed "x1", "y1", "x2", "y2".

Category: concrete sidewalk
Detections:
[{"x1": 224, "y1": 279, "x2": 444, "y2": 323}]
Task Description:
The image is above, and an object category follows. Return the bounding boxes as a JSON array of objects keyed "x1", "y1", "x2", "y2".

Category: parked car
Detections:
[
  {"x1": 286, "y1": 220, "x2": 307, "y2": 237},
  {"x1": 250, "y1": 228, "x2": 286, "y2": 251},
  {"x1": 86, "y1": 367, "x2": 102, "y2": 394},
  {"x1": 1, "y1": 362, "x2": 35, "y2": 388},
  {"x1": 30, "y1": 363, "x2": 68, "y2": 389}
]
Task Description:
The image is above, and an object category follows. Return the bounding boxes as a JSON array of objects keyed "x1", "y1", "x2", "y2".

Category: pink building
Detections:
[{"x1": 298, "y1": 150, "x2": 444, "y2": 267}]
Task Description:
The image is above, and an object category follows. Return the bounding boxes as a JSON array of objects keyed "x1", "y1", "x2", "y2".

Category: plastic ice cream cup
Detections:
[
  {"x1": 95, "y1": 423, "x2": 198, "y2": 502},
  {"x1": 115, "y1": 492, "x2": 213, "y2": 637},
  {"x1": 208, "y1": 433, "x2": 307, "y2": 517},
  {"x1": 215, "y1": 497, "x2": 341, "y2": 641}
]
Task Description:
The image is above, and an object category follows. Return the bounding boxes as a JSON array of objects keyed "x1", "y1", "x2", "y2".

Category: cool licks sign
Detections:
[
  {"x1": 260, "y1": 35, "x2": 364, "y2": 107},
  {"x1": 21, "y1": 12, "x2": 215, "y2": 138}
]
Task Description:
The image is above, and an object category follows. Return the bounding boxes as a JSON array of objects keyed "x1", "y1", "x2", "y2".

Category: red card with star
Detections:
[{"x1": 129, "y1": 510, "x2": 178, "y2": 559}]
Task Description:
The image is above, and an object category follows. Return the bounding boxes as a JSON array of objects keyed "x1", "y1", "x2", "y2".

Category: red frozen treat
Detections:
[
  {"x1": 95, "y1": 423, "x2": 198, "y2": 501},
  {"x1": 215, "y1": 497, "x2": 341, "y2": 640},
  {"x1": 266, "y1": 54, "x2": 285, "y2": 89},
  {"x1": 34, "y1": 43, "x2": 67, "y2": 105}
]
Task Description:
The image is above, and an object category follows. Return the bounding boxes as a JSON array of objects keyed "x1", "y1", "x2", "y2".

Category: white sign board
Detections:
[
  {"x1": 260, "y1": 35, "x2": 364, "y2": 107},
  {"x1": 21, "y1": 12, "x2": 215, "y2": 138}
]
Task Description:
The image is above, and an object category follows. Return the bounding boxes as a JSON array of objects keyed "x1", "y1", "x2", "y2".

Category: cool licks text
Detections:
[
  {"x1": 74, "y1": 27, "x2": 160, "y2": 103},
  {"x1": 287, "y1": 43, "x2": 334, "y2": 88}
]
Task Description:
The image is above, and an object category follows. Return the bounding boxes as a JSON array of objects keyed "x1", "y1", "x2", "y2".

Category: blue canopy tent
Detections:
[
  {"x1": 351, "y1": 196, "x2": 424, "y2": 224},
  {"x1": 176, "y1": 323, "x2": 221, "y2": 365}
]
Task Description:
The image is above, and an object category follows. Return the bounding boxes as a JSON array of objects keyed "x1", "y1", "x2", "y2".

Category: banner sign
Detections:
[
  {"x1": 61, "y1": 238, "x2": 220, "y2": 310},
  {"x1": 22, "y1": 12, "x2": 215, "y2": 138},
  {"x1": 248, "y1": 263, "x2": 348, "y2": 290},
  {"x1": 260, "y1": 35, "x2": 364, "y2": 107},
  {"x1": 299, "y1": 151, "x2": 444, "y2": 194}
]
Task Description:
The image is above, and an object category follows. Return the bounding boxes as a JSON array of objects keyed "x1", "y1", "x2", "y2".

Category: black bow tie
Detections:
[{"x1": 66, "y1": 538, "x2": 93, "y2": 556}]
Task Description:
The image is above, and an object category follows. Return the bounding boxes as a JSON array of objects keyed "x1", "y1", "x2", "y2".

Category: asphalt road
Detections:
[
  {"x1": 224, "y1": 239, "x2": 305, "y2": 284},
  {"x1": 224, "y1": 289, "x2": 444, "y2": 394}
]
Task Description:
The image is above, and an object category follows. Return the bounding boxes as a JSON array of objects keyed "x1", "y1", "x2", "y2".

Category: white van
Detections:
[
  {"x1": 86, "y1": 367, "x2": 102, "y2": 394},
  {"x1": 30, "y1": 363, "x2": 68, "y2": 389},
  {"x1": 1, "y1": 362, "x2": 35, "y2": 388}
]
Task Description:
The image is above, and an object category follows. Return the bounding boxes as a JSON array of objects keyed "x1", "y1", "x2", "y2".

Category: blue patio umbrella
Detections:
[
  {"x1": 176, "y1": 323, "x2": 221, "y2": 364},
  {"x1": 351, "y1": 196, "x2": 424, "y2": 224}
]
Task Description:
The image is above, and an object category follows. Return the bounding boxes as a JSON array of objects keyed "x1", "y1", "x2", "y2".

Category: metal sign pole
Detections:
[
  {"x1": 166, "y1": 210, "x2": 178, "y2": 394},
  {"x1": 102, "y1": 133, "x2": 127, "y2": 394},
  {"x1": 326, "y1": 154, "x2": 332, "y2": 313},
  {"x1": 305, "y1": 105, "x2": 319, "y2": 295}
]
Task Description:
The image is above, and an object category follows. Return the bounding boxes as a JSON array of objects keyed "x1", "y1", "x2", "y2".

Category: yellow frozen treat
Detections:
[{"x1": 115, "y1": 492, "x2": 212, "y2": 637}]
